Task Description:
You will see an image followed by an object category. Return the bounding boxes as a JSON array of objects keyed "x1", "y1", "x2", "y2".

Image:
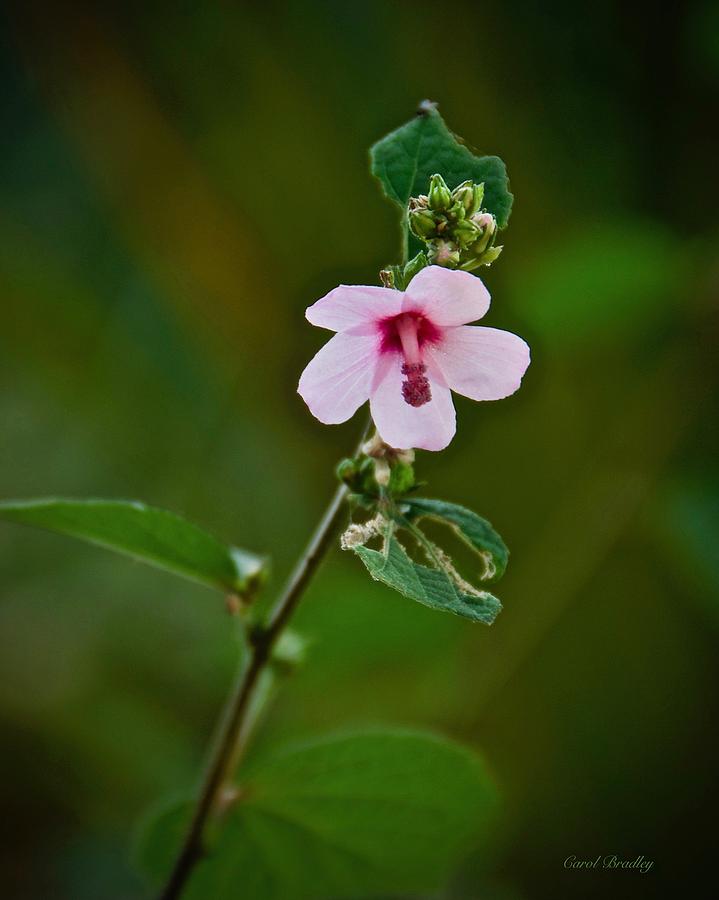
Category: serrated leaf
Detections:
[
  {"x1": 402, "y1": 498, "x2": 509, "y2": 583},
  {"x1": 354, "y1": 529, "x2": 501, "y2": 626},
  {"x1": 137, "y1": 729, "x2": 498, "y2": 899},
  {"x1": 370, "y1": 105, "x2": 513, "y2": 232},
  {"x1": 0, "y1": 498, "x2": 266, "y2": 597}
]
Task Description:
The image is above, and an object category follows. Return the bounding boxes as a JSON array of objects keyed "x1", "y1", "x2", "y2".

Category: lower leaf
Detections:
[{"x1": 136, "y1": 729, "x2": 499, "y2": 900}]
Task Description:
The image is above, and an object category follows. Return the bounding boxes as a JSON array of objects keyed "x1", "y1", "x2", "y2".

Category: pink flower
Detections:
[{"x1": 298, "y1": 266, "x2": 530, "y2": 451}]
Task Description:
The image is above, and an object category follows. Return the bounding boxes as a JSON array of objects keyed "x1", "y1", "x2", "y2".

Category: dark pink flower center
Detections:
[{"x1": 378, "y1": 312, "x2": 441, "y2": 408}]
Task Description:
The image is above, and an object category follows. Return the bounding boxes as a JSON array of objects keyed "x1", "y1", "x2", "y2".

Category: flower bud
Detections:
[
  {"x1": 479, "y1": 244, "x2": 503, "y2": 266},
  {"x1": 271, "y1": 629, "x2": 308, "y2": 675},
  {"x1": 428, "y1": 239, "x2": 460, "y2": 268},
  {"x1": 427, "y1": 174, "x2": 452, "y2": 211},
  {"x1": 460, "y1": 244, "x2": 503, "y2": 271},
  {"x1": 408, "y1": 208, "x2": 437, "y2": 240},
  {"x1": 453, "y1": 219, "x2": 481, "y2": 250},
  {"x1": 470, "y1": 211, "x2": 496, "y2": 235},
  {"x1": 336, "y1": 457, "x2": 358, "y2": 486},
  {"x1": 451, "y1": 180, "x2": 476, "y2": 215},
  {"x1": 448, "y1": 200, "x2": 466, "y2": 221},
  {"x1": 358, "y1": 456, "x2": 378, "y2": 493},
  {"x1": 388, "y1": 460, "x2": 415, "y2": 495}
]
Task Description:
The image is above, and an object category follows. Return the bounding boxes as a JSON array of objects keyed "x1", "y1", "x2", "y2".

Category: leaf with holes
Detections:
[
  {"x1": 350, "y1": 514, "x2": 503, "y2": 625},
  {"x1": 402, "y1": 497, "x2": 509, "y2": 583}
]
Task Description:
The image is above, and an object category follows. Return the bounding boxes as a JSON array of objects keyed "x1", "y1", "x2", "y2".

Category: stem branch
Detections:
[{"x1": 159, "y1": 481, "x2": 349, "y2": 900}]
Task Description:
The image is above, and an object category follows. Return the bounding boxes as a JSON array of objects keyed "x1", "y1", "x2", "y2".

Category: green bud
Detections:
[
  {"x1": 358, "y1": 456, "x2": 378, "y2": 494},
  {"x1": 458, "y1": 213, "x2": 497, "y2": 260},
  {"x1": 479, "y1": 245, "x2": 503, "y2": 266},
  {"x1": 451, "y1": 180, "x2": 476, "y2": 215},
  {"x1": 460, "y1": 244, "x2": 503, "y2": 271},
  {"x1": 271, "y1": 629, "x2": 308, "y2": 675},
  {"x1": 427, "y1": 174, "x2": 452, "y2": 211},
  {"x1": 335, "y1": 457, "x2": 358, "y2": 485},
  {"x1": 388, "y1": 460, "x2": 415, "y2": 495},
  {"x1": 453, "y1": 219, "x2": 481, "y2": 250},
  {"x1": 450, "y1": 180, "x2": 485, "y2": 217},
  {"x1": 408, "y1": 208, "x2": 437, "y2": 240},
  {"x1": 448, "y1": 200, "x2": 466, "y2": 221}
]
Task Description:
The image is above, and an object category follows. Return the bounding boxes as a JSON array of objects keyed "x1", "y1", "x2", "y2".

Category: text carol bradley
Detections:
[{"x1": 564, "y1": 854, "x2": 654, "y2": 874}]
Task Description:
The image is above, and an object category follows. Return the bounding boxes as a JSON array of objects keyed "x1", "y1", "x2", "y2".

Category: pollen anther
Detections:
[{"x1": 401, "y1": 362, "x2": 432, "y2": 407}]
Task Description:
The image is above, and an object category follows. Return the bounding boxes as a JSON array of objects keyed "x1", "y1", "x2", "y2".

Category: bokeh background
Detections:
[{"x1": 1, "y1": 2, "x2": 718, "y2": 898}]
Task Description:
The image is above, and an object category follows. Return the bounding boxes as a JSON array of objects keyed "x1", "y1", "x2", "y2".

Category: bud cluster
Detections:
[
  {"x1": 336, "y1": 434, "x2": 416, "y2": 502},
  {"x1": 408, "y1": 174, "x2": 503, "y2": 271}
]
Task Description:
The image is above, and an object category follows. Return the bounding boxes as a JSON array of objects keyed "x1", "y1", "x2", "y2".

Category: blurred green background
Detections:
[{"x1": 1, "y1": 1, "x2": 718, "y2": 898}]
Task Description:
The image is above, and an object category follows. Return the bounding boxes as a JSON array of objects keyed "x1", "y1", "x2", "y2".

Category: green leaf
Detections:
[
  {"x1": 138, "y1": 729, "x2": 498, "y2": 899},
  {"x1": 134, "y1": 797, "x2": 193, "y2": 885},
  {"x1": 370, "y1": 104, "x2": 513, "y2": 230},
  {"x1": 345, "y1": 499, "x2": 509, "y2": 623},
  {"x1": 354, "y1": 527, "x2": 502, "y2": 626},
  {"x1": 0, "y1": 498, "x2": 266, "y2": 597},
  {"x1": 402, "y1": 498, "x2": 509, "y2": 583}
]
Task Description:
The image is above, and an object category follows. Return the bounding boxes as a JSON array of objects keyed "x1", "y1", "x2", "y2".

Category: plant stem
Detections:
[
  {"x1": 158, "y1": 481, "x2": 350, "y2": 900},
  {"x1": 401, "y1": 211, "x2": 409, "y2": 266}
]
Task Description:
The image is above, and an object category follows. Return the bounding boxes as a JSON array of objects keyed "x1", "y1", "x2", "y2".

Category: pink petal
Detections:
[
  {"x1": 298, "y1": 332, "x2": 378, "y2": 424},
  {"x1": 427, "y1": 325, "x2": 530, "y2": 401},
  {"x1": 403, "y1": 265, "x2": 490, "y2": 326},
  {"x1": 369, "y1": 355, "x2": 456, "y2": 451},
  {"x1": 306, "y1": 284, "x2": 403, "y2": 333}
]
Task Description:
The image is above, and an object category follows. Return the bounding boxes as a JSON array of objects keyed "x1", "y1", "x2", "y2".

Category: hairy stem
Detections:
[
  {"x1": 401, "y1": 210, "x2": 409, "y2": 266},
  {"x1": 159, "y1": 479, "x2": 352, "y2": 899}
]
